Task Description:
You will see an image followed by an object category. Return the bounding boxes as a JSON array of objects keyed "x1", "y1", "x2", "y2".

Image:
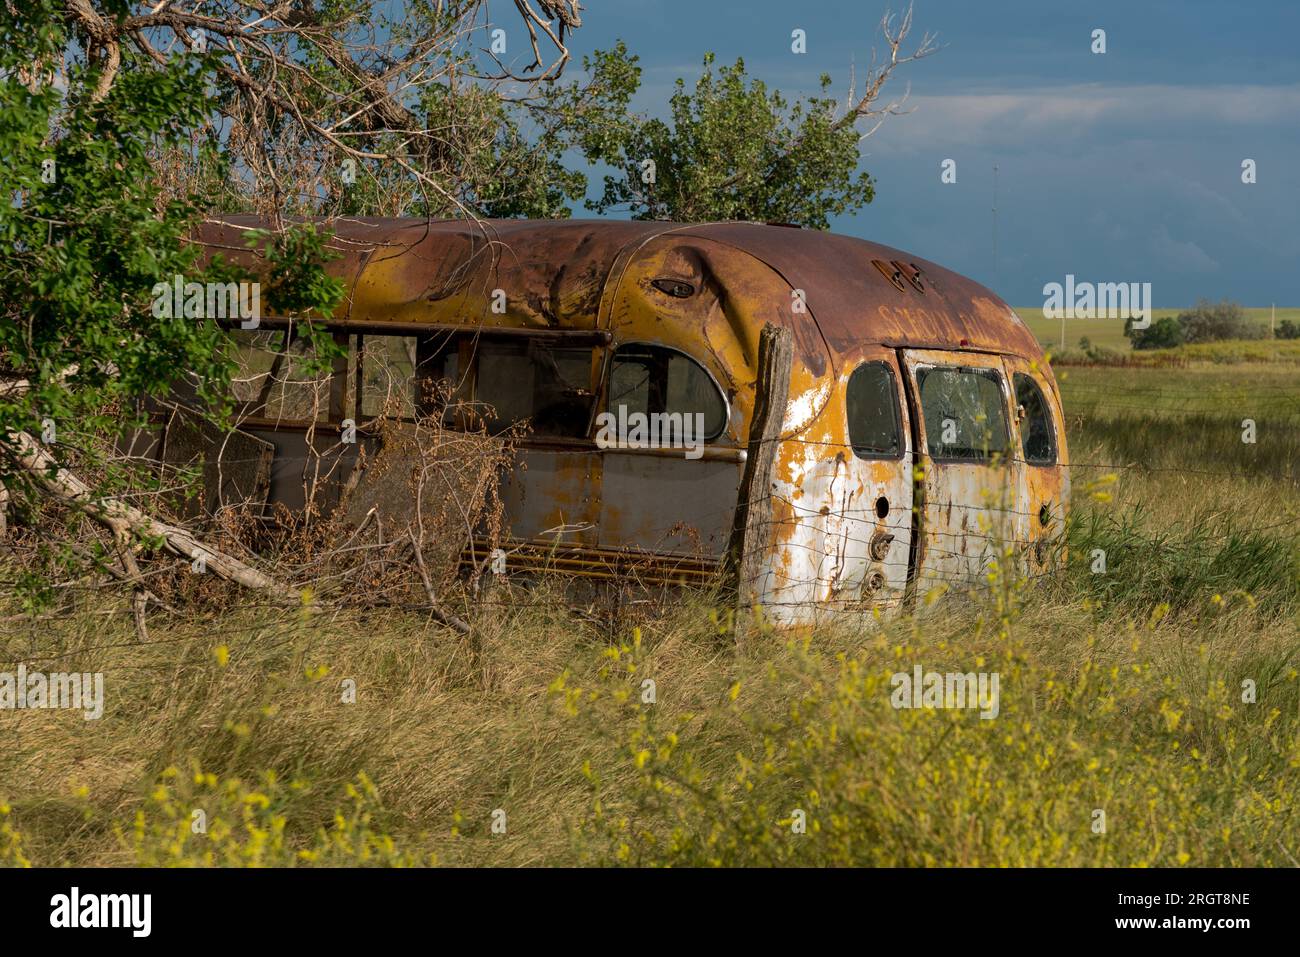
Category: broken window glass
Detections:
[
  {"x1": 915, "y1": 366, "x2": 1009, "y2": 462},
  {"x1": 227, "y1": 329, "x2": 331, "y2": 424},
  {"x1": 473, "y1": 338, "x2": 595, "y2": 438},
  {"x1": 1014, "y1": 373, "x2": 1056, "y2": 465},
  {"x1": 359, "y1": 335, "x2": 417, "y2": 419}
]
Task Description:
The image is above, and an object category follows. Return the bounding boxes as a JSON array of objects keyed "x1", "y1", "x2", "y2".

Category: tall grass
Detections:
[
  {"x1": 570, "y1": 607, "x2": 1299, "y2": 866},
  {"x1": 1, "y1": 363, "x2": 1297, "y2": 867},
  {"x1": 1066, "y1": 505, "x2": 1300, "y2": 617},
  {"x1": 0, "y1": 550, "x2": 1296, "y2": 867}
]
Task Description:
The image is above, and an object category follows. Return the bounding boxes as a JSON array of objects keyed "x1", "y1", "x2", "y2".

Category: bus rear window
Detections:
[
  {"x1": 915, "y1": 366, "x2": 1010, "y2": 462},
  {"x1": 845, "y1": 361, "x2": 902, "y2": 459},
  {"x1": 1014, "y1": 373, "x2": 1057, "y2": 465}
]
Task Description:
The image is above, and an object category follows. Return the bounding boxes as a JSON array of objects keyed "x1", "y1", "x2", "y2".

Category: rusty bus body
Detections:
[{"x1": 187, "y1": 217, "x2": 1069, "y2": 624}]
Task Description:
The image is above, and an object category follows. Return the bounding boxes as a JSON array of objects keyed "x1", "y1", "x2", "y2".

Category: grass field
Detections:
[
  {"x1": 2, "y1": 360, "x2": 1298, "y2": 867},
  {"x1": 1015, "y1": 307, "x2": 1300, "y2": 353}
]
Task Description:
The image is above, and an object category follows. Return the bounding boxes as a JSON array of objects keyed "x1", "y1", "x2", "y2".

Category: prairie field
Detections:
[
  {"x1": 2, "y1": 356, "x2": 1297, "y2": 868},
  {"x1": 1015, "y1": 307, "x2": 1300, "y2": 353}
]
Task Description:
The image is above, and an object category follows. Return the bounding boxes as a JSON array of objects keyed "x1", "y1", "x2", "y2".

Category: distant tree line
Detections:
[{"x1": 1125, "y1": 300, "x2": 1296, "y2": 350}]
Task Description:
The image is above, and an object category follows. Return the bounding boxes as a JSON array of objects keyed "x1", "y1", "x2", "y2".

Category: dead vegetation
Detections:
[{"x1": 0, "y1": 369, "x2": 516, "y2": 638}]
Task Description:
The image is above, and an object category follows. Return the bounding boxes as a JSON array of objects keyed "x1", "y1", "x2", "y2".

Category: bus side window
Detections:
[
  {"x1": 228, "y1": 329, "x2": 332, "y2": 425},
  {"x1": 413, "y1": 332, "x2": 463, "y2": 423},
  {"x1": 358, "y1": 335, "x2": 417, "y2": 420},
  {"x1": 469, "y1": 338, "x2": 596, "y2": 438},
  {"x1": 608, "y1": 343, "x2": 728, "y2": 441},
  {"x1": 352, "y1": 333, "x2": 467, "y2": 424},
  {"x1": 915, "y1": 366, "x2": 1011, "y2": 462}
]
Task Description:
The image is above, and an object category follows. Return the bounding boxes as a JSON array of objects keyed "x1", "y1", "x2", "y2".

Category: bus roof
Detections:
[{"x1": 194, "y1": 216, "x2": 1040, "y2": 359}]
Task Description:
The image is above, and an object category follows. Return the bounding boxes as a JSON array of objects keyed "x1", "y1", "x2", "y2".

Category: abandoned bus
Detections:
[{"x1": 182, "y1": 217, "x2": 1068, "y2": 624}]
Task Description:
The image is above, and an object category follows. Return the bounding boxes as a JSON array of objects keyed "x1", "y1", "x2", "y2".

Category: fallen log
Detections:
[{"x1": 4, "y1": 428, "x2": 303, "y2": 605}]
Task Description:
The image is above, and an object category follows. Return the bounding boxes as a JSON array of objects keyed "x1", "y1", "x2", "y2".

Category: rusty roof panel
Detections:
[
  {"x1": 191, "y1": 217, "x2": 1039, "y2": 360},
  {"x1": 676, "y1": 222, "x2": 1041, "y2": 359},
  {"x1": 193, "y1": 217, "x2": 674, "y2": 328}
]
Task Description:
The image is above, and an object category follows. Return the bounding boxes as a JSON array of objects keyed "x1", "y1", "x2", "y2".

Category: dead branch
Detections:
[
  {"x1": 715, "y1": 3, "x2": 938, "y2": 194},
  {"x1": 66, "y1": 542, "x2": 179, "y2": 615},
  {"x1": 833, "y1": 3, "x2": 940, "y2": 141},
  {"x1": 64, "y1": 0, "x2": 121, "y2": 103},
  {"x1": 53, "y1": 2, "x2": 583, "y2": 219},
  {"x1": 5, "y1": 428, "x2": 302, "y2": 604},
  {"x1": 407, "y1": 528, "x2": 471, "y2": 634}
]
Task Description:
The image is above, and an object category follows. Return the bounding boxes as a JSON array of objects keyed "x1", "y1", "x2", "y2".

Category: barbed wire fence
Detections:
[{"x1": 1, "y1": 320, "x2": 1297, "y2": 667}]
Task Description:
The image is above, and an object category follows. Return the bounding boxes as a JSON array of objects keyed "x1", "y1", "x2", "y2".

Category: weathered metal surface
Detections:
[
  {"x1": 1002, "y1": 353, "x2": 1070, "y2": 575},
  {"x1": 900, "y1": 348, "x2": 1016, "y2": 596},
  {"x1": 194, "y1": 217, "x2": 671, "y2": 331},
  {"x1": 675, "y1": 221, "x2": 1044, "y2": 362},
  {"x1": 228, "y1": 425, "x2": 359, "y2": 514},
  {"x1": 187, "y1": 217, "x2": 1069, "y2": 622},
  {"x1": 461, "y1": 537, "x2": 718, "y2": 585},
  {"x1": 759, "y1": 344, "x2": 916, "y2": 621},
  {"x1": 498, "y1": 447, "x2": 601, "y2": 545},
  {"x1": 192, "y1": 217, "x2": 1043, "y2": 364},
  {"x1": 600, "y1": 452, "x2": 739, "y2": 556}
]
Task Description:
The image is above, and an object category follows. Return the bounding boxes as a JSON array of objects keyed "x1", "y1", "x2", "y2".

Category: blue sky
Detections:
[{"x1": 547, "y1": 0, "x2": 1300, "y2": 307}]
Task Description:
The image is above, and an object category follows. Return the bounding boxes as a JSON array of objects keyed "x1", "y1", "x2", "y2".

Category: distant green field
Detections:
[
  {"x1": 1014, "y1": 307, "x2": 1300, "y2": 353},
  {"x1": 1057, "y1": 363, "x2": 1300, "y2": 421},
  {"x1": 1057, "y1": 362, "x2": 1300, "y2": 486}
]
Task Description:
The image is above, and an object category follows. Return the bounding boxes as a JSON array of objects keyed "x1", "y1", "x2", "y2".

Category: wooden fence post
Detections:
[{"x1": 726, "y1": 323, "x2": 793, "y2": 618}]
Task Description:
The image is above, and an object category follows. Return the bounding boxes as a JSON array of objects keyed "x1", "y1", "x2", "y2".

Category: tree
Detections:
[
  {"x1": 575, "y1": 8, "x2": 936, "y2": 227},
  {"x1": 1126, "y1": 300, "x2": 1267, "y2": 350},
  {"x1": 1176, "y1": 299, "x2": 1262, "y2": 344},
  {"x1": 1126, "y1": 317, "x2": 1184, "y2": 351},
  {"x1": 1, "y1": 4, "x2": 239, "y2": 484},
  {"x1": 38, "y1": 1, "x2": 595, "y2": 221},
  {"x1": 0, "y1": 0, "x2": 593, "y2": 606}
]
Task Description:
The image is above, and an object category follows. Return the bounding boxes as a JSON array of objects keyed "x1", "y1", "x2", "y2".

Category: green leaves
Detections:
[
  {"x1": 579, "y1": 49, "x2": 876, "y2": 228},
  {"x1": 0, "y1": 5, "x2": 342, "y2": 512},
  {"x1": 244, "y1": 225, "x2": 345, "y2": 320}
]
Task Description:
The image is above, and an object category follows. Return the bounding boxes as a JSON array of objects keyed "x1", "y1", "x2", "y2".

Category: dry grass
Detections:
[
  {"x1": 1, "y1": 362, "x2": 1297, "y2": 867},
  {"x1": 0, "y1": 558, "x2": 1296, "y2": 866}
]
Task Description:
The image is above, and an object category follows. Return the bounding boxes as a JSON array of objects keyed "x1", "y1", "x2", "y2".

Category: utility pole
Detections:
[{"x1": 991, "y1": 164, "x2": 999, "y2": 291}]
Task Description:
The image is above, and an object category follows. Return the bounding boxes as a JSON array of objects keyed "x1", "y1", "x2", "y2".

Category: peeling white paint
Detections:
[{"x1": 781, "y1": 381, "x2": 832, "y2": 434}]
